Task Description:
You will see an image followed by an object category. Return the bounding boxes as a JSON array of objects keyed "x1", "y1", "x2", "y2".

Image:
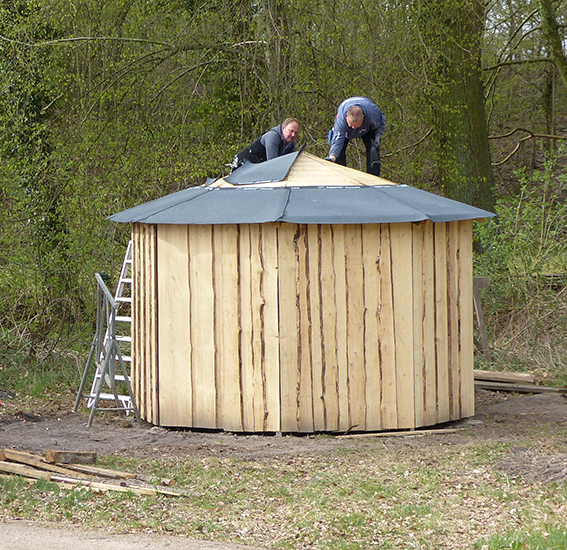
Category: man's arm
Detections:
[
  {"x1": 328, "y1": 117, "x2": 348, "y2": 160},
  {"x1": 262, "y1": 129, "x2": 282, "y2": 160}
]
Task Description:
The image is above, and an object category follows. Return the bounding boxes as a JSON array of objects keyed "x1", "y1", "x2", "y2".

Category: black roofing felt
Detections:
[
  {"x1": 224, "y1": 151, "x2": 300, "y2": 185},
  {"x1": 109, "y1": 185, "x2": 495, "y2": 225},
  {"x1": 109, "y1": 150, "x2": 495, "y2": 224}
]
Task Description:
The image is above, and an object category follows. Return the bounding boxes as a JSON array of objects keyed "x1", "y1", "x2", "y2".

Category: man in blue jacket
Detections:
[
  {"x1": 326, "y1": 97, "x2": 385, "y2": 177},
  {"x1": 230, "y1": 118, "x2": 300, "y2": 172}
]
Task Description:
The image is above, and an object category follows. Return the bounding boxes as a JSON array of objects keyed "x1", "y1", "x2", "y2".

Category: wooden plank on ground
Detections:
[
  {"x1": 338, "y1": 427, "x2": 460, "y2": 439},
  {"x1": 62, "y1": 463, "x2": 136, "y2": 479},
  {"x1": 44, "y1": 450, "x2": 97, "y2": 465},
  {"x1": 48, "y1": 474, "x2": 183, "y2": 497},
  {"x1": 0, "y1": 461, "x2": 51, "y2": 480},
  {"x1": 475, "y1": 381, "x2": 566, "y2": 393},
  {"x1": 474, "y1": 370, "x2": 535, "y2": 384},
  {"x1": 2, "y1": 450, "x2": 91, "y2": 479}
]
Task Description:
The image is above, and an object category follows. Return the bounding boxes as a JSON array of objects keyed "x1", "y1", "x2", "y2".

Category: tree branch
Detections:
[{"x1": 490, "y1": 128, "x2": 567, "y2": 166}]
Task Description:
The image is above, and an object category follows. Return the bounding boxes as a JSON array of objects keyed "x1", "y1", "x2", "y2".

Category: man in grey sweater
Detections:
[{"x1": 230, "y1": 118, "x2": 300, "y2": 172}]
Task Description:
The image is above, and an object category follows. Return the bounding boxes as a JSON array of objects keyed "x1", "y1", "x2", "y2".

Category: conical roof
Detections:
[{"x1": 109, "y1": 151, "x2": 495, "y2": 224}]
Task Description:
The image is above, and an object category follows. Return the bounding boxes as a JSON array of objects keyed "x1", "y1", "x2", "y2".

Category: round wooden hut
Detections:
[{"x1": 110, "y1": 151, "x2": 494, "y2": 433}]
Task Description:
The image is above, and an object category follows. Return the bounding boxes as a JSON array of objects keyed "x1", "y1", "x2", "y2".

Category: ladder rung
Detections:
[
  {"x1": 88, "y1": 393, "x2": 131, "y2": 403},
  {"x1": 120, "y1": 277, "x2": 132, "y2": 284},
  {"x1": 94, "y1": 373, "x2": 129, "y2": 381},
  {"x1": 116, "y1": 335, "x2": 132, "y2": 343},
  {"x1": 115, "y1": 316, "x2": 132, "y2": 323},
  {"x1": 116, "y1": 297, "x2": 131, "y2": 303}
]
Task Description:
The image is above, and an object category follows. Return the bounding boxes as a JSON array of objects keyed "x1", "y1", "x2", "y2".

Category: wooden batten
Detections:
[{"x1": 131, "y1": 218, "x2": 475, "y2": 433}]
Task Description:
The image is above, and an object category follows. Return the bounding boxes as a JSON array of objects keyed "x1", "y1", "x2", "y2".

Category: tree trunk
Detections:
[
  {"x1": 417, "y1": 0, "x2": 495, "y2": 212},
  {"x1": 538, "y1": 0, "x2": 567, "y2": 92}
]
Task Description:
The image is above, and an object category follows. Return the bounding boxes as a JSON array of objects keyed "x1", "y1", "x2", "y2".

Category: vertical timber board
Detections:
[
  {"x1": 297, "y1": 225, "x2": 314, "y2": 433},
  {"x1": 319, "y1": 225, "x2": 340, "y2": 431},
  {"x1": 421, "y1": 221, "x2": 438, "y2": 426},
  {"x1": 239, "y1": 225, "x2": 255, "y2": 432},
  {"x1": 278, "y1": 223, "x2": 300, "y2": 432},
  {"x1": 131, "y1": 226, "x2": 143, "y2": 419},
  {"x1": 458, "y1": 220, "x2": 475, "y2": 417},
  {"x1": 379, "y1": 224, "x2": 398, "y2": 429},
  {"x1": 333, "y1": 225, "x2": 350, "y2": 431},
  {"x1": 250, "y1": 224, "x2": 266, "y2": 431},
  {"x1": 412, "y1": 222, "x2": 425, "y2": 428},
  {"x1": 434, "y1": 223, "x2": 450, "y2": 423},
  {"x1": 390, "y1": 223, "x2": 415, "y2": 429},
  {"x1": 362, "y1": 224, "x2": 382, "y2": 431},
  {"x1": 148, "y1": 225, "x2": 159, "y2": 424},
  {"x1": 345, "y1": 224, "x2": 367, "y2": 431},
  {"x1": 133, "y1": 224, "x2": 158, "y2": 424},
  {"x1": 156, "y1": 225, "x2": 192, "y2": 427},
  {"x1": 262, "y1": 223, "x2": 281, "y2": 432},
  {"x1": 214, "y1": 225, "x2": 242, "y2": 432},
  {"x1": 188, "y1": 225, "x2": 217, "y2": 428},
  {"x1": 447, "y1": 222, "x2": 461, "y2": 420},
  {"x1": 308, "y1": 225, "x2": 325, "y2": 432}
]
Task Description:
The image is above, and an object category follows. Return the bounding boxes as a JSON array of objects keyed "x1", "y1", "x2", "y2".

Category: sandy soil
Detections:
[{"x1": 1, "y1": 387, "x2": 567, "y2": 549}]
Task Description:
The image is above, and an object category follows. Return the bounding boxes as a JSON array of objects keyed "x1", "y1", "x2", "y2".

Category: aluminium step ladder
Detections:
[{"x1": 74, "y1": 241, "x2": 140, "y2": 426}]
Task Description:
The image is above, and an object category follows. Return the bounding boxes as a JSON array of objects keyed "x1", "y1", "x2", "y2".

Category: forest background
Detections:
[{"x1": 0, "y1": 0, "x2": 566, "y2": 393}]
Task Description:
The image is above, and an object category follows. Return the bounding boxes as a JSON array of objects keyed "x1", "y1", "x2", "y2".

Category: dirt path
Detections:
[{"x1": 1, "y1": 519, "x2": 268, "y2": 550}]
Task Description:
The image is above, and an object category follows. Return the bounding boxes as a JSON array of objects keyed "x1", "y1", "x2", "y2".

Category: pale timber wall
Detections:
[
  {"x1": 132, "y1": 223, "x2": 159, "y2": 424},
  {"x1": 131, "y1": 219, "x2": 474, "y2": 432}
]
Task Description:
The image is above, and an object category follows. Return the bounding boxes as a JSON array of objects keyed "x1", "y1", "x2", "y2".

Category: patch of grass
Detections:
[
  {"x1": 2, "y1": 443, "x2": 567, "y2": 549},
  {"x1": 476, "y1": 525, "x2": 567, "y2": 549},
  {"x1": 0, "y1": 329, "x2": 83, "y2": 400}
]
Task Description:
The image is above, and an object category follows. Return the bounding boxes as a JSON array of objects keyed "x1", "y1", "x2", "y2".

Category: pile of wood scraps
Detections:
[
  {"x1": 0, "y1": 448, "x2": 184, "y2": 497},
  {"x1": 474, "y1": 370, "x2": 567, "y2": 394}
]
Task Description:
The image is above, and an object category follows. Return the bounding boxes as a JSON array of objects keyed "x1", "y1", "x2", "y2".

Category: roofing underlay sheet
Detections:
[{"x1": 109, "y1": 151, "x2": 495, "y2": 225}]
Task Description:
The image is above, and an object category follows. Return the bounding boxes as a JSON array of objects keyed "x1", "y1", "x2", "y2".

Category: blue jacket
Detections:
[{"x1": 329, "y1": 97, "x2": 386, "y2": 158}]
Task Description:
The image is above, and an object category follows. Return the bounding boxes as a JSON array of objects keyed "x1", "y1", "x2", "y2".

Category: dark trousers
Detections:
[{"x1": 335, "y1": 133, "x2": 381, "y2": 177}]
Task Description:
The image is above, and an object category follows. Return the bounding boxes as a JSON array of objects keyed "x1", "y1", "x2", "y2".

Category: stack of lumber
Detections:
[
  {"x1": 474, "y1": 370, "x2": 567, "y2": 394},
  {"x1": 0, "y1": 448, "x2": 183, "y2": 497}
]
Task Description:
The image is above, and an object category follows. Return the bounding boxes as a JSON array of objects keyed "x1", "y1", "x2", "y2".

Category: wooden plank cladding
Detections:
[
  {"x1": 132, "y1": 223, "x2": 159, "y2": 425},
  {"x1": 131, "y1": 219, "x2": 474, "y2": 433}
]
